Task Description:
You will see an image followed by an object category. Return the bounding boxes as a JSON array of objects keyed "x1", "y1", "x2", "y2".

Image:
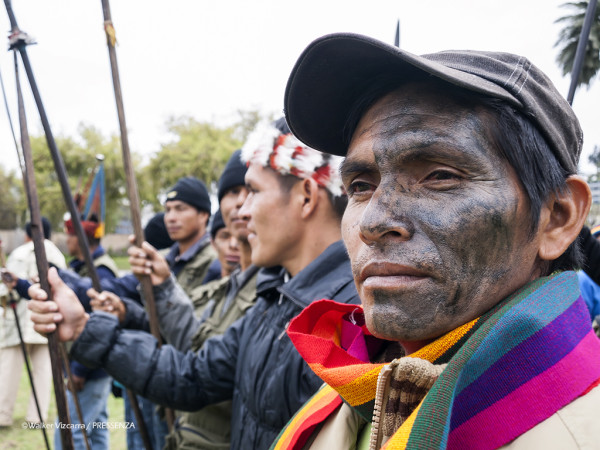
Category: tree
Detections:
[
  {"x1": 29, "y1": 124, "x2": 141, "y2": 232},
  {"x1": 142, "y1": 116, "x2": 242, "y2": 210},
  {"x1": 231, "y1": 108, "x2": 275, "y2": 142},
  {"x1": 0, "y1": 165, "x2": 26, "y2": 229},
  {"x1": 555, "y1": 1, "x2": 600, "y2": 89}
]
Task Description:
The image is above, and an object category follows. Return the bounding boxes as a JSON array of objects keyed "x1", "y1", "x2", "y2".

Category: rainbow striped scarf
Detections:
[{"x1": 273, "y1": 272, "x2": 600, "y2": 449}]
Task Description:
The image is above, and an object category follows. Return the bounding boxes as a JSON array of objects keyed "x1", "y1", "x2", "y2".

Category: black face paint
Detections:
[{"x1": 342, "y1": 83, "x2": 542, "y2": 346}]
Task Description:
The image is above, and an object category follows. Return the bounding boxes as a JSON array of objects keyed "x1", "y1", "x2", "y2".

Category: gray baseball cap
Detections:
[{"x1": 284, "y1": 33, "x2": 582, "y2": 173}]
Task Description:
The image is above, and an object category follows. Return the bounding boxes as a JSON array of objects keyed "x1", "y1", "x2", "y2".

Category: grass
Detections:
[
  {"x1": 0, "y1": 367, "x2": 127, "y2": 450},
  {"x1": 0, "y1": 255, "x2": 134, "y2": 448},
  {"x1": 111, "y1": 255, "x2": 131, "y2": 272}
]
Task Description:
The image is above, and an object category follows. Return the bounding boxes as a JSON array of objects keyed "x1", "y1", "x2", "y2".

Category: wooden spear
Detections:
[
  {"x1": 4, "y1": 2, "x2": 141, "y2": 447},
  {"x1": 99, "y1": 0, "x2": 175, "y2": 433},
  {"x1": 11, "y1": 43, "x2": 74, "y2": 450},
  {"x1": 3, "y1": 46, "x2": 91, "y2": 450}
]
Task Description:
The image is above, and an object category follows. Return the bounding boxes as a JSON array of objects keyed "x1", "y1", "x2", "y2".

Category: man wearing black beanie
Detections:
[{"x1": 162, "y1": 176, "x2": 216, "y2": 294}]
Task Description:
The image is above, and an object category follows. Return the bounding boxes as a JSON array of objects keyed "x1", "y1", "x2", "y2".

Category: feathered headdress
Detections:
[{"x1": 241, "y1": 119, "x2": 345, "y2": 197}]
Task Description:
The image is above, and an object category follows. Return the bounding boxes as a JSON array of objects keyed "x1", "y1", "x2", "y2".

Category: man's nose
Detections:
[
  {"x1": 358, "y1": 188, "x2": 414, "y2": 245},
  {"x1": 238, "y1": 191, "x2": 253, "y2": 220},
  {"x1": 164, "y1": 210, "x2": 176, "y2": 222},
  {"x1": 235, "y1": 188, "x2": 249, "y2": 207}
]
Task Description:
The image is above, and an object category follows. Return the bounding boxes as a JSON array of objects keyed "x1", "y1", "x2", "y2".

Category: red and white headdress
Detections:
[{"x1": 241, "y1": 120, "x2": 345, "y2": 197}]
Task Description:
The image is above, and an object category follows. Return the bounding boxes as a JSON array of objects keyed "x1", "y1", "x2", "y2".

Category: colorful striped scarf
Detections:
[{"x1": 273, "y1": 272, "x2": 600, "y2": 449}]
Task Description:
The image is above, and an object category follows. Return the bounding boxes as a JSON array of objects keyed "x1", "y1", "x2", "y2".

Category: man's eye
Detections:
[
  {"x1": 424, "y1": 170, "x2": 462, "y2": 182},
  {"x1": 347, "y1": 181, "x2": 374, "y2": 196}
]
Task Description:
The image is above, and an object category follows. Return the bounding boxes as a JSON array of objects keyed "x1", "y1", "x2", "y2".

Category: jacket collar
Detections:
[
  {"x1": 165, "y1": 232, "x2": 211, "y2": 266},
  {"x1": 278, "y1": 240, "x2": 353, "y2": 309},
  {"x1": 69, "y1": 245, "x2": 106, "y2": 271},
  {"x1": 254, "y1": 240, "x2": 353, "y2": 309}
]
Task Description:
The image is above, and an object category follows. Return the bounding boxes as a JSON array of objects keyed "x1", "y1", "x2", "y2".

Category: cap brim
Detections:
[{"x1": 284, "y1": 33, "x2": 522, "y2": 156}]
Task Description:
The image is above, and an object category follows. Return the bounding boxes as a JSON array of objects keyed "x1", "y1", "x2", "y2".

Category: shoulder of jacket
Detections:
[
  {"x1": 93, "y1": 253, "x2": 119, "y2": 276},
  {"x1": 190, "y1": 276, "x2": 229, "y2": 303},
  {"x1": 184, "y1": 244, "x2": 217, "y2": 269}
]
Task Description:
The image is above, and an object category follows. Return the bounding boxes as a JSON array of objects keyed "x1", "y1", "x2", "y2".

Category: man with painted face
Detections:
[
  {"x1": 27, "y1": 120, "x2": 360, "y2": 449},
  {"x1": 268, "y1": 34, "x2": 600, "y2": 449}
]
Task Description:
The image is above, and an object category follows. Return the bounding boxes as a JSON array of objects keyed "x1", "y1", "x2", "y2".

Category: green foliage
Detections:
[
  {"x1": 554, "y1": 1, "x2": 600, "y2": 89},
  {"x1": 29, "y1": 124, "x2": 139, "y2": 233},
  {"x1": 8, "y1": 109, "x2": 273, "y2": 232},
  {"x1": 142, "y1": 116, "x2": 243, "y2": 210},
  {"x1": 0, "y1": 165, "x2": 26, "y2": 229}
]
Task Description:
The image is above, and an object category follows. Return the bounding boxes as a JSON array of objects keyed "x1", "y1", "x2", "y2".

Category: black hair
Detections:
[
  {"x1": 25, "y1": 217, "x2": 52, "y2": 239},
  {"x1": 276, "y1": 172, "x2": 347, "y2": 221},
  {"x1": 342, "y1": 76, "x2": 581, "y2": 274}
]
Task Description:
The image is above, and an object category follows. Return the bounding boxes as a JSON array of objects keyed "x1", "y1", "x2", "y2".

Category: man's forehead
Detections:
[
  {"x1": 348, "y1": 84, "x2": 486, "y2": 154},
  {"x1": 354, "y1": 83, "x2": 466, "y2": 135},
  {"x1": 246, "y1": 162, "x2": 278, "y2": 181}
]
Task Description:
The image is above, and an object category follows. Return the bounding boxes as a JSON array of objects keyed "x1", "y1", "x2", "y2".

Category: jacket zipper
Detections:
[{"x1": 370, "y1": 363, "x2": 394, "y2": 450}]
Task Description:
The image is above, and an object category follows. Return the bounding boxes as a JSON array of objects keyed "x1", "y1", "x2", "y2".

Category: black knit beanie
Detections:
[
  {"x1": 165, "y1": 176, "x2": 211, "y2": 213},
  {"x1": 218, "y1": 150, "x2": 247, "y2": 203},
  {"x1": 144, "y1": 212, "x2": 174, "y2": 250},
  {"x1": 210, "y1": 209, "x2": 226, "y2": 239}
]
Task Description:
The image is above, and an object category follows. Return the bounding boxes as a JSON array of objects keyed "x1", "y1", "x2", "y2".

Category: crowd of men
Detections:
[{"x1": 1, "y1": 31, "x2": 599, "y2": 449}]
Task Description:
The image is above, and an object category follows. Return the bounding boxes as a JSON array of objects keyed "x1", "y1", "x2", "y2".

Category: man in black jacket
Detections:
[{"x1": 28, "y1": 118, "x2": 359, "y2": 449}]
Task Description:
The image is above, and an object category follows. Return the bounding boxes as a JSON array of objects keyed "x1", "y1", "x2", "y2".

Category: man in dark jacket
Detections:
[
  {"x1": 59, "y1": 216, "x2": 118, "y2": 450},
  {"x1": 28, "y1": 119, "x2": 360, "y2": 449}
]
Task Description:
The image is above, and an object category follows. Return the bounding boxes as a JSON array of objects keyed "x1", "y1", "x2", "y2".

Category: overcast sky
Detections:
[{"x1": 1, "y1": 0, "x2": 598, "y2": 176}]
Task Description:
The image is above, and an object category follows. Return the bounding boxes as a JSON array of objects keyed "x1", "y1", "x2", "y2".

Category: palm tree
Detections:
[{"x1": 554, "y1": 1, "x2": 600, "y2": 89}]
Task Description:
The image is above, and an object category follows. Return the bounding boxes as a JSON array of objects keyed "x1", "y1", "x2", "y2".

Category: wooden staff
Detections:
[
  {"x1": 99, "y1": 0, "x2": 175, "y2": 433},
  {"x1": 3, "y1": 2, "x2": 137, "y2": 447},
  {"x1": 4, "y1": 48, "x2": 92, "y2": 450},
  {"x1": 10, "y1": 38, "x2": 74, "y2": 450},
  {"x1": 60, "y1": 345, "x2": 92, "y2": 450}
]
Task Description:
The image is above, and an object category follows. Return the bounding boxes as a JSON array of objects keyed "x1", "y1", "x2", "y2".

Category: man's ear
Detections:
[
  {"x1": 296, "y1": 178, "x2": 320, "y2": 219},
  {"x1": 538, "y1": 175, "x2": 591, "y2": 261}
]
